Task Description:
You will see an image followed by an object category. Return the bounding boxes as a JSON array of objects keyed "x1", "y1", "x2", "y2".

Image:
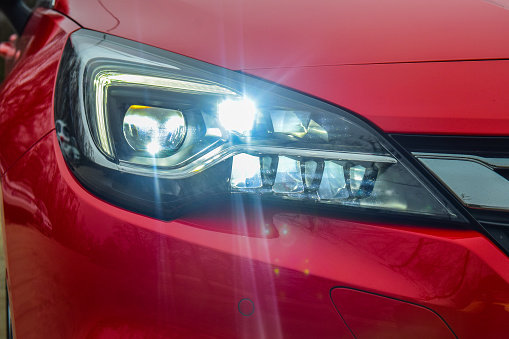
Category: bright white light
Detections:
[
  {"x1": 231, "y1": 153, "x2": 262, "y2": 188},
  {"x1": 123, "y1": 105, "x2": 186, "y2": 155},
  {"x1": 217, "y1": 98, "x2": 258, "y2": 134},
  {"x1": 146, "y1": 141, "x2": 161, "y2": 154},
  {"x1": 273, "y1": 156, "x2": 304, "y2": 193},
  {"x1": 350, "y1": 165, "x2": 366, "y2": 192},
  {"x1": 318, "y1": 161, "x2": 349, "y2": 200}
]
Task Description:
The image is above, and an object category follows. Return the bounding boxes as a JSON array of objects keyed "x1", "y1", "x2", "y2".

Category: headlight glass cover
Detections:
[{"x1": 55, "y1": 30, "x2": 465, "y2": 222}]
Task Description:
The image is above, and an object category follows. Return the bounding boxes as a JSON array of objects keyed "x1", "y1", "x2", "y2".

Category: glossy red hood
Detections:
[
  {"x1": 55, "y1": 0, "x2": 509, "y2": 69},
  {"x1": 53, "y1": 0, "x2": 509, "y2": 135}
]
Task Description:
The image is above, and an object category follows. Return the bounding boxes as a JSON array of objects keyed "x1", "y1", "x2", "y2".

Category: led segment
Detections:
[
  {"x1": 318, "y1": 162, "x2": 349, "y2": 200},
  {"x1": 231, "y1": 154, "x2": 262, "y2": 188},
  {"x1": 273, "y1": 156, "x2": 304, "y2": 193},
  {"x1": 349, "y1": 165, "x2": 366, "y2": 192},
  {"x1": 303, "y1": 160, "x2": 320, "y2": 190},
  {"x1": 261, "y1": 156, "x2": 278, "y2": 187},
  {"x1": 231, "y1": 153, "x2": 378, "y2": 203}
]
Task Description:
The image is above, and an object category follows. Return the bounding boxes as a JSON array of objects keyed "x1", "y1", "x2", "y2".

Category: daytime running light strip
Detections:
[
  {"x1": 242, "y1": 146, "x2": 397, "y2": 163},
  {"x1": 118, "y1": 144, "x2": 396, "y2": 179}
]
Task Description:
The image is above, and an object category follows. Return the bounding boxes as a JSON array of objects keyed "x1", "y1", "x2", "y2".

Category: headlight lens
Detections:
[
  {"x1": 122, "y1": 105, "x2": 187, "y2": 155},
  {"x1": 55, "y1": 30, "x2": 465, "y2": 222}
]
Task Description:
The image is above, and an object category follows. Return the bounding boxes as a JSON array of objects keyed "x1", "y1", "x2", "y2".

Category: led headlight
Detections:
[
  {"x1": 122, "y1": 105, "x2": 186, "y2": 155},
  {"x1": 55, "y1": 30, "x2": 465, "y2": 222}
]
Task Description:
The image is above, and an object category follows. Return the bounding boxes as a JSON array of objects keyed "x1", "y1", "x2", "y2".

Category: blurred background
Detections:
[
  {"x1": 0, "y1": 0, "x2": 36, "y2": 81},
  {"x1": 0, "y1": 11, "x2": 14, "y2": 82},
  {"x1": 0, "y1": 8, "x2": 13, "y2": 339}
]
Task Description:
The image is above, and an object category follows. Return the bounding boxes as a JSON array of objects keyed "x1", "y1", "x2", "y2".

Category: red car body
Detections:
[{"x1": 1, "y1": 0, "x2": 509, "y2": 338}]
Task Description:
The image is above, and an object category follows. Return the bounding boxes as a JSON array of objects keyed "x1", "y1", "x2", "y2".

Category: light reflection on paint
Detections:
[{"x1": 232, "y1": 193, "x2": 283, "y2": 337}]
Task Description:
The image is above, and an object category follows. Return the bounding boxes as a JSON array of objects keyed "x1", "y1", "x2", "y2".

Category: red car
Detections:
[{"x1": 1, "y1": 0, "x2": 509, "y2": 338}]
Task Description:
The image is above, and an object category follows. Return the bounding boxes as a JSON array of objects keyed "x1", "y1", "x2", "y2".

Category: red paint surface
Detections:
[
  {"x1": 0, "y1": 9, "x2": 79, "y2": 175},
  {"x1": 2, "y1": 134, "x2": 355, "y2": 338},
  {"x1": 54, "y1": 0, "x2": 509, "y2": 69},
  {"x1": 2, "y1": 133, "x2": 509, "y2": 338},
  {"x1": 52, "y1": 0, "x2": 509, "y2": 135},
  {"x1": 246, "y1": 61, "x2": 509, "y2": 135},
  {"x1": 331, "y1": 288, "x2": 455, "y2": 338}
]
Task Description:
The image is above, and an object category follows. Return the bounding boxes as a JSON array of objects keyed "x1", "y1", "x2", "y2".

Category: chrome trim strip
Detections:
[
  {"x1": 414, "y1": 152, "x2": 509, "y2": 169},
  {"x1": 243, "y1": 146, "x2": 397, "y2": 163},
  {"x1": 118, "y1": 145, "x2": 397, "y2": 179}
]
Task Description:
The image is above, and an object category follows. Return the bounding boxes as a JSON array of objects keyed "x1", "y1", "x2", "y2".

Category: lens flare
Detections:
[{"x1": 217, "y1": 98, "x2": 258, "y2": 134}]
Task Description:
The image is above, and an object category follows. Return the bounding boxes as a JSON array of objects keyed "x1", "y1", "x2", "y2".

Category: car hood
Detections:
[
  {"x1": 53, "y1": 0, "x2": 509, "y2": 135},
  {"x1": 55, "y1": 0, "x2": 509, "y2": 70}
]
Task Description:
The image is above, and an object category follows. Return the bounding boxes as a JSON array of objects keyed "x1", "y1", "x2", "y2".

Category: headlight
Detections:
[{"x1": 55, "y1": 30, "x2": 465, "y2": 222}]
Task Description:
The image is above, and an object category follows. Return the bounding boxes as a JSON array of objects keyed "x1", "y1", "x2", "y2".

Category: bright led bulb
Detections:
[
  {"x1": 217, "y1": 98, "x2": 258, "y2": 134},
  {"x1": 123, "y1": 105, "x2": 186, "y2": 156},
  {"x1": 231, "y1": 153, "x2": 262, "y2": 188},
  {"x1": 146, "y1": 141, "x2": 161, "y2": 154}
]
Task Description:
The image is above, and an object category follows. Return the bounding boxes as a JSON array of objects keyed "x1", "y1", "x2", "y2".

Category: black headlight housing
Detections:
[{"x1": 54, "y1": 30, "x2": 467, "y2": 223}]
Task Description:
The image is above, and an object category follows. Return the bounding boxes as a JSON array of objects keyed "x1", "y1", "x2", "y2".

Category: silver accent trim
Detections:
[
  {"x1": 242, "y1": 146, "x2": 397, "y2": 163},
  {"x1": 415, "y1": 153, "x2": 509, "y2": 211},
  {"x1": 118, "y1": 145, "x2": 397, "y2": 179},
  {"x1": 414, "y1": 152, "x2": 509, "y2": 170}
]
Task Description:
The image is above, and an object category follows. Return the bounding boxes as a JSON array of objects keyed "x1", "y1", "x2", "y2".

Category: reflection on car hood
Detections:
[{"x1": 55, "y1": 0, "x2": 509, "y2": 70}]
